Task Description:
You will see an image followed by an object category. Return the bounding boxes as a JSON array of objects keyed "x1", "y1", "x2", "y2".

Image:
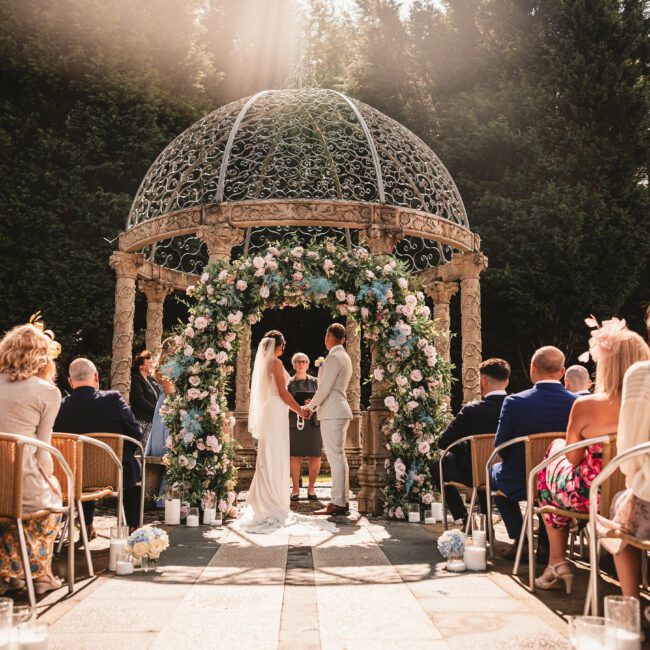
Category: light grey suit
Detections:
[{"x1": 309, "y1": 344, "x2": 352, "y2": 507}]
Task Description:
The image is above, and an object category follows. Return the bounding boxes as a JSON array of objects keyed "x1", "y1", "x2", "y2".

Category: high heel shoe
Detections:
[
  {"x1": 34, "y1": 575, "x2": 62, "y2": 595},
  {"x1": 534, "y1": 562, "x2": 574, "y2": 594}
]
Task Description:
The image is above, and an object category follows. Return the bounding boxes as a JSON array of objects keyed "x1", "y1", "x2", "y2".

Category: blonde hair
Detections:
[
  {"x1": 0, "y1": 324, "x2": 56, "y2": 382},
  {"x1": 595, "y1": 330, "x2": 650, "y2": 399}
]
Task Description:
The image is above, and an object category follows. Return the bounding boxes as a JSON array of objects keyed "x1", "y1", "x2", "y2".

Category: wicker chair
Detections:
[
  {"x1": 82, "y1": 433, "x2": 146, "y2": 528},
  {"x1": 584, "y1": 441, "x2": 649, "y2": 615},
  {"x1": 485, "y1": 432, "x2": 564, "y2": 560},
  {"x1": 440, "y1": 433, "x2": 495, "y2": 534},
  {"x1": 522, "y1": 434, "x2": 619, "y2": 592},
  {"x1": 51, "y1": 433, "x2": 126, "y2": 576},
  {"x1": 0, "y1": 433, "x2": 75, "y2": 607}
]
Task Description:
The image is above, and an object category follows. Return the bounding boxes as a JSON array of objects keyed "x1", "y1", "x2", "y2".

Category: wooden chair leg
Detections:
[
  {"x1": 16, "y1": 518, "x2": 36, "y2": 608},
  {"x1": 465, "y1": 488, "x2": 477, "y2": 535},
  {"x1": 77, "y1": 500, "x2": 94, "y2": 577}
]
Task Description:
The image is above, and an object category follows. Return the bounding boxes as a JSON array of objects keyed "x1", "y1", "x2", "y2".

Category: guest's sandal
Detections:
[
  {"x1": 534, "y1": 561, "x2": 574, "y2": 594},
  {"x1": 34, "y1": 576, "x2": 63, "y2": 595}
]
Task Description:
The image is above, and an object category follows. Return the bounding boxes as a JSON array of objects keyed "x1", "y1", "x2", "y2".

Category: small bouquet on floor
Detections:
[
  {"x1": 126, "y1": 525, "x2": 170, "y2": 562},
  {"x1": 437, "y1": 530, "x2": 466, "y2": 572}
]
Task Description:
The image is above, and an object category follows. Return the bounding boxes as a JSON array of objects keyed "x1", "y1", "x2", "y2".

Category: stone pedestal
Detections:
[
  {"x1": 345, "y1": 319, "x2": 362, "y2": 488},
  {"x1": 358, "y1": 346, "x2": 389, "y2": 515},
  {"x1": 457, "y1": 252, "x2": 487, "y2": 403},
  {"x1": 109, "y1": 251, "x2": 145, "y2": 398},
  {"x1": 197, "y1": 224, "x2": 245, "y2": 263},
  {"x1": 139, "y1": 278, "x2": 173, "y2": 359}
]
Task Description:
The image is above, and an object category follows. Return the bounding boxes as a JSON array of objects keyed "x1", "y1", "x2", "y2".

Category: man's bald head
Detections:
[
  {"x1": 530, "y1": 346, "x2": 566, "y2": 382},
  {"x1": 69, "y1": 358, "x2": 99, "y2": 389},
  {"x1": 564, "y1": 365, "x2": 592, "y2": 393}
]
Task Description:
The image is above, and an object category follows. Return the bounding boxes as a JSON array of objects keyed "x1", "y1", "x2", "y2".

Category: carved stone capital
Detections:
[
  {"x1": 362, "y1": 225, "x2": 404, "y2": 255},
  {"x1": 453, "y1": 251, "x2": 488, "y2": 280},
  {"x1": 197, "y1": 224, "x2": 245, "y2": 262},
  {"x1": 423, "y1": 280, "x2": 458, "y2": 305},
  {"x1": 109, "y1": 251, "x2": 145, "y2": 279},
  {"x1": 138, "y1": 278, "x2": 173, "y2": 304}
]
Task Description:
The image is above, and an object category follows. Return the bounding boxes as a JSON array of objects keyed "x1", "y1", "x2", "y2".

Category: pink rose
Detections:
[
  {"x1": 418, "y1": 441, "x2": 430, "y2": 454},
  {"x1": 236, "y1": 280, "x2": 248, "y2": 291},
  {"x1": 215, "y1": 351, "x2": 228, "y2": 364},
  {"x1": 188, "y1": 376, "x2": 201, "y2": 387},
  {"x1": 253, "y1": 256, "x2": 265, "y2": 269},
  {"x1": 260, "y1": 285, "x2": 270, "y2": 299},
  {"x1": 204, "y1": 347, "x2": 216, "y2": 361},
  {"x1": 422, "y1": 493, "x2": 433, "y2": 505},
  {"x1": 410, "y1": 369, "x2": 423, "y2": 382}
]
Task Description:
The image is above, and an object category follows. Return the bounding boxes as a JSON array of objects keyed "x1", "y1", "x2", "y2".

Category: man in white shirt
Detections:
[
  {"x1": 564, "y1": 364, "x2": 592, "y2": 395},
  {"x1": 304, "y1": 323, "x2": 352, "y2": 516}
]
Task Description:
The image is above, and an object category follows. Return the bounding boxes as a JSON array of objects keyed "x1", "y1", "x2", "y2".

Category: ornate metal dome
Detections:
[{"x1": 127, "y1": 88, "x2": 468, "y2": 229}]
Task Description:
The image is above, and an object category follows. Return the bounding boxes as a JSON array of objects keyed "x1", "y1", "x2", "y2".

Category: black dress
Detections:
[{"x1": 288, "y1": 376, "x2": 322, "y2": 457}]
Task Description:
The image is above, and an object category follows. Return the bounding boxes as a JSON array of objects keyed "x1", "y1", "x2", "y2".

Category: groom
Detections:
[{"x1": 303, "y1": 323, "x2": 353, "y2": 516}]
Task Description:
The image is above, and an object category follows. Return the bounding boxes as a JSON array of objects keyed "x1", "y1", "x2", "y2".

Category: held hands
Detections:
[{"x1": 300, "y1": 406, "x2": 313, "y2": 420}]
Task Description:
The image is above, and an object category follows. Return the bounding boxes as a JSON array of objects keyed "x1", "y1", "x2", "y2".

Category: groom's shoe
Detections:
[{"x1": 313, "y1": 503, "x2": 348, "y2": 516}]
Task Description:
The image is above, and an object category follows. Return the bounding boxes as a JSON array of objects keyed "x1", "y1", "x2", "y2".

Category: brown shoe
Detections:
[{"x1": 313, "y1": 503, "x2": 348, "y2": 516}]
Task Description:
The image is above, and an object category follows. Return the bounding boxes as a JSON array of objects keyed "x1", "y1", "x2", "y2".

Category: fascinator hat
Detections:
[
  {"x1": 578, "y1": 315, "x2": 627, "y2": 364},
  {"x1": 29, "y1": 311, "x2": 62, "y2": 359}
]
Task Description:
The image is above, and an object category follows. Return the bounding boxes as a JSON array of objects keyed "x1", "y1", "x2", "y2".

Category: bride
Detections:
[{"x1": 234, "y1": 330, "x2": 337, "y2": 535}]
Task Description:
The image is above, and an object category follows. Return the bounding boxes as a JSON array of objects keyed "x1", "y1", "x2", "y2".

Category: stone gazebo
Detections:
[{"x1": 110, "y1": 88, "x2": 486, "y2": 514}]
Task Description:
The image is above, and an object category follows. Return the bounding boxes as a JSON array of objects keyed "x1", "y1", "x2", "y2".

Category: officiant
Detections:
[{"x1": 288, "y1": 352, "x2": 322, "y2": 501}]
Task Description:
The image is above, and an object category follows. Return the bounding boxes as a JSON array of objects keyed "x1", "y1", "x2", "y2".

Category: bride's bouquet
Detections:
[{"x1": 126, "y1": 525, "x2": 170, "y2": 560}]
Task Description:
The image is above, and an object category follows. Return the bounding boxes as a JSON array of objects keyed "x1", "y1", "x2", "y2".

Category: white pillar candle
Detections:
[
  {"x1": 17, "y1": 626, "x2": 48, "y2": 650},
  {"x1": 408, "y1": 511, "x2": 421, "y2": 523},
  {"x1": 211, "y1": 513, "x2": 223, "y2": 526},
  {"x1": 424, "y1": 516, "x2": 436, "y2": 524},
  {"x1": 0, "y1": 633, "x2": 11, "y2": 650},
  {"x1": 472, "y1": 530, "x2": 487, "y2": 548},
  {"x1": 464, "y1": 545, "x2": 487, "y2": 571},
  {"x1": 186, "y1": 514, "x2": 200, "y2": 527},
  {"x1": 431, "y1": 503, "x2": 444, "y2": 520},
  {"x1": 605, "y1": 627, "x2": 641, "y2": 650},
  {"x1": 164, "y1": 498, "x2": 181, "y2": 525},
  {"x1": 203, "y1": 507, "x2": 216, "y2": 525},
  {"x1": 116, "y1": 560, "x2": 134, "y2": 576},
  {"x1": 109, "y1": 538, "x2": 127, "y2": 572}
]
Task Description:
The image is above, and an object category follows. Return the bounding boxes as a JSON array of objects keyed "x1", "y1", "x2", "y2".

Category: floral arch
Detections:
[{"x1": 160, "y1": 239, "x2": 451, "y2": 517}]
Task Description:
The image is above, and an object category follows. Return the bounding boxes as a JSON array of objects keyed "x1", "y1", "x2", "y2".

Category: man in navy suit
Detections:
[
  {"x1": 491, "y1": 346, "x2": 577, "y2": 558},
  {"x1": 54, "y1": 358, "x2": 143, "y2": 536},
  {"x1": 430, "y1": 358, "x2": 511, "y2": 525}
]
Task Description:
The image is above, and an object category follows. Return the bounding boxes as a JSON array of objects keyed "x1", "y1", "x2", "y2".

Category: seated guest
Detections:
[
  {"x1": 491, "y1": 346, "x2": 577, "y2": 559},
  {"x1": 0, "y1": 322, "x2": 63, "y2": 595},
  {"x1": 130, "y1": 350, "x2": 159, "y2": 449},
  {"x1": 602, "y1": 360, "x2": 650, "y2": 599},
  {"x1": 54, "y1": 358, "x2": 143, "y2": 536},
  {"x1": 536, "y1": 321, "x2": 650, "y2": 592},
  {"x1": 430, "y1": 358, "x2": 510, "y2": 525},
  {"x1": 564, "y1": 364, "x2": 592, "y2": 395}
]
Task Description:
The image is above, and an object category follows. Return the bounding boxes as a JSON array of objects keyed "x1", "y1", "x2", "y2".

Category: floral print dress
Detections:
[{"x1": 537, "y1": 438, "x2": 603, "y2": 528}]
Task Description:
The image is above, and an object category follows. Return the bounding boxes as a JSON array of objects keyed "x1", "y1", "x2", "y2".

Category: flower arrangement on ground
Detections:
[
  {"x1": 437, "y1": 530, "x2": 466, "y2": 560},
  {"x1": 162, "y1": 237, "x2": 451, "y2": 517},
  {"x1": 126, "y1": 525, "x2": 170, "y2": 561}
]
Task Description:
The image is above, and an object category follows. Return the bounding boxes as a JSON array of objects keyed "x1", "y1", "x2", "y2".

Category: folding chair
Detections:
[
  {"x1": 522, "y1": 434, "x2": 617, "y2": 591},
  {"x1": 0, "y1": 433, "x2": 75, "y2": 607},
  {"x1": 83, "y1": 433, "x2": 146, "y2": 527},
  {"x1": 440, "y1": 433, "x2": 495, "y2": 534},
  {"x1": 485, "y1": 432, "x2": 564, "y2": 559},
  {"x1": 585, "y1": 442, "x2": 648, "y2": 615}
]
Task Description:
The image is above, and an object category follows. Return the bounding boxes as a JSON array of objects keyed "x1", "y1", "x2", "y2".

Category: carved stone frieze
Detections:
[
  {"x1": 120, "y1": 208, "x2": 203, "y2": 252},
  {"x1": 398, "y1": 210, "x2": 478, "y2": 252}
]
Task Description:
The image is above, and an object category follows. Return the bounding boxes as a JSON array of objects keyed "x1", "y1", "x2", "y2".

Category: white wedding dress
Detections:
[{"x1": 233, "y1": 338, "x2": 338, "y2": 536}]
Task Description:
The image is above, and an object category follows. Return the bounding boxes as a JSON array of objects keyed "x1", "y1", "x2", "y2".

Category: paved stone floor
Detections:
[{"x1": 15, "y1": 486, "x2": 649, "y2": 649}]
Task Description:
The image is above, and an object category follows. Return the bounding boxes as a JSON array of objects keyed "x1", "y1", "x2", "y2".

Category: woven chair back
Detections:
[
  {"x1": 82, "y1": 433, "x2": 123, "y2": 491},
  {"x1": 599, "y1": 436, "x2": 624, "y2": 517},
  {"x1": 470, "y1": 434, "x2": 496, "y2": 488},
  {"x1": 0, "y1": 436, "x2": 23, "y2": 519},
  {"x1": 51, "y1": 433, "x2": 83, "y2": 501}
]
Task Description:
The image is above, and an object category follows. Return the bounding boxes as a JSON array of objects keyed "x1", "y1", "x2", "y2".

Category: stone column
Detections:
[
  {"x1": 358, "y1": 344, "x2": 390, "y2": 515},
  {"x1": 345, "y1": 319, "x2": 362, "y2": 487},
  {"x1": 427, "y1": 281, "x2": 458, "y2": 364},
  {"x1": 457, "y1": 252, "x2": 488, "y2": 403},
  {"x1": 139, "y1": 278, "x2": 173, "y2": 359},
  {"x1": 197, "y1": 224, "x2": 245, "y2": 263},
  {"x1": 109, "y1": 251, "x2": 145, "y2": 398},
  {"x1": 233, "y1": 323, "x2": 256, "y2": 485}
]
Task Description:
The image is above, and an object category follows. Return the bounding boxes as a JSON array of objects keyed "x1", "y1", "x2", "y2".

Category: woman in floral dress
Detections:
[{"x1": 536, "y1": 319, "x2": 650, "y2": 593}]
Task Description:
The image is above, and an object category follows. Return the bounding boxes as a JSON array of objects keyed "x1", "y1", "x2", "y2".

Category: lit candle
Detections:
[
  {"x1": 464, "y1": 545, "x2": 487, "y2": 571},
  {"x1": 203, "y1": 507, "x2": 216, "y2": 525},
  {"x1": 109, "y1": 538, "x2": 127, "y2": 572},
  {"x1": 17, "y1": 623, "x2": 49, "y2": 650},
  {"x1": 186, "y1": 514, "x2": 200, "y2": 527},
  {"x1": 473, "y1": 530, "x2": 487, "y2": 548},
  {"x1": 605, "y1": 627, "x2": 641, "y2": 650},
  {"x1": 164, "y1": 498, "x2": 181, "y2": 525}
]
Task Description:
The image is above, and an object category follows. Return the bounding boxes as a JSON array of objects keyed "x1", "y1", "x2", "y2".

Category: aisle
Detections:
[{"x1": 41, "y1": 514, "x2": 569, "y2": 650}]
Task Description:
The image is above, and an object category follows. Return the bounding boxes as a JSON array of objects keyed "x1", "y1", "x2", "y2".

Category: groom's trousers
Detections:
[{"x1": 320, "y1": 418, "x2": 350, "y2": 507}]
